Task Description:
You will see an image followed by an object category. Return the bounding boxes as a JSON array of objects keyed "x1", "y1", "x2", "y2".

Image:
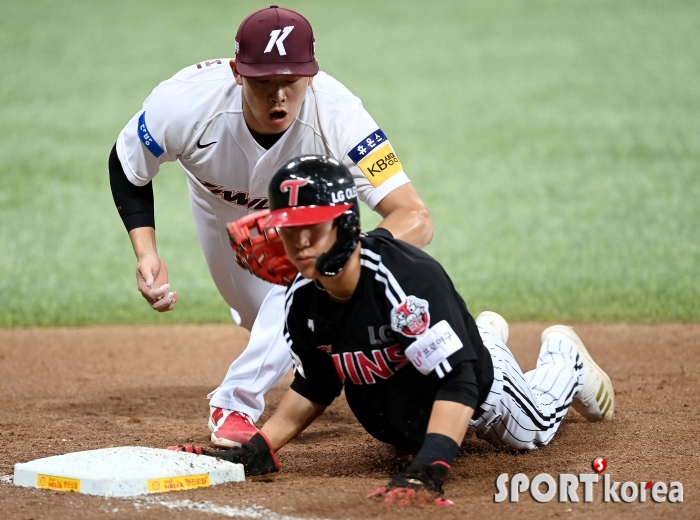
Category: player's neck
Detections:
[
  {"x1": 316, "y1": 245, "x2": 361, "y2": 302},
  {"x1": 247, "y1": 125, "x2": 285, "y2": 150}
]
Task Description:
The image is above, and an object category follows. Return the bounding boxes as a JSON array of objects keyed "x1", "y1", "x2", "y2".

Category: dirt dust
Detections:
[{"x1": 0, "y1": 323, "x2": 698, "y2": 519}]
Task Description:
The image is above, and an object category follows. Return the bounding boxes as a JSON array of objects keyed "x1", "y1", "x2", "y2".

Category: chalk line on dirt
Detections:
[{"x1": 134, "y1": 497, "x2": 327, "y2": 519}]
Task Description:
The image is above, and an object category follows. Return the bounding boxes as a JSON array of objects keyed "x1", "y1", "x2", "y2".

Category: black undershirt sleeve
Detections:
[
  {"x1": 435, "y1": 360, "x2": 479, "y2": 409},
  {"x1": 290, "y1": 378, "x2": 338, "y2": 407},
  {"x1": 108, "y1": 143, "x2": 155, "y2": 231}
]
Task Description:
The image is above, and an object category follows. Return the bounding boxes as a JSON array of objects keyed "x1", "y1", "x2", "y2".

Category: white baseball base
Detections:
[{"x1": 13, "y1": 447, "x2": 244, "y2": 497}]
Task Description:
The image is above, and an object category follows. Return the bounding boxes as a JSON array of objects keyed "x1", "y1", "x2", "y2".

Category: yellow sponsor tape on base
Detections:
[
  {"x1": 357, "y1": 142, "x2": 403, "y2": 187},
  {"x1": 36, "y1": 474, "x2": 81, "y2": 492},
  {"x1": 147, "y1": 474, "x2": 211, "y2": 493}
]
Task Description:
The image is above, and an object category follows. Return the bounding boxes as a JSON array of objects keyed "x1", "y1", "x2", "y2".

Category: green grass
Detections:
[{"x1": 0, "y1": 0, "x2": 698, "y2": 326}]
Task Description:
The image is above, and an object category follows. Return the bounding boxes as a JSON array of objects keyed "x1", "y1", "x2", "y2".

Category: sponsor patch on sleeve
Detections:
[
  {"x1": 137, "y1": 112, "x2": 165, "y2": 158},
  {"x1": 404, "y1": 320, "x2": 463, "y2": 376},
  {"x1": 348, "y1": 129, "x2": 403, "y2": 187}
]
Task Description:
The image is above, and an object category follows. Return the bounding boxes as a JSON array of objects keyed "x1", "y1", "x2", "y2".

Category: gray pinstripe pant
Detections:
[{"x1": 468, "y1": 326, "x2": 584, "y2": 450}]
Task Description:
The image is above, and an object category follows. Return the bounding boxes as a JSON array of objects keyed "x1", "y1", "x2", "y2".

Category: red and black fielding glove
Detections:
[
  {"x1": 226, "y1": 210, "x2": 298, "y2": 286},
  {"x1": 168, "y1": 432, "x2": 280, "y2": 476}
]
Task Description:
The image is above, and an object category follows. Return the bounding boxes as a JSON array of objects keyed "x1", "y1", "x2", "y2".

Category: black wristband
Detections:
[
  {"x1": 366, "y1": 227, "x2": 393, "y2": 239},
  {"x1": 414, "y1": 433, "x2": 459, "y2": 468},
  {"x1": 389, "y1": 460, "x2": 450, "y2": 494}
]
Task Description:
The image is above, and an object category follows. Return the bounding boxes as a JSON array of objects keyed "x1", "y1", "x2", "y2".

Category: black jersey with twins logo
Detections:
[{"x1": 283, "y1": 235, "x2": 494, "y2": 450}]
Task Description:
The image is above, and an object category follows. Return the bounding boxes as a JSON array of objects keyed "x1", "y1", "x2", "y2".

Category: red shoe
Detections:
[{"x1": 208, "y1": 407, "x2": 259, "y2": 448}]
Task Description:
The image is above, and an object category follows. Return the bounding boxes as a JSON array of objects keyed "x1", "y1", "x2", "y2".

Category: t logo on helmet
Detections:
[{"x1": 280, "y1": 178, "x2": 309, "y2": 206}]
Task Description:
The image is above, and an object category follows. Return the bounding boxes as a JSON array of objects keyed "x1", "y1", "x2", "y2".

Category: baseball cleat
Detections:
[
  {"x1": 475, "y1": 311, "x2": 509, "y2": 344},
  {"x1": 541, "y1": 325, "x2": 614, "y2": 421},
  {"x1": 209, "y1": 407, "x2": 259, "y2": 448}
]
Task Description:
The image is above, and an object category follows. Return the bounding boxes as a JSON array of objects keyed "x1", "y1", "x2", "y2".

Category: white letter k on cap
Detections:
[{"x1": 264, "y1": 26, "x2": 294, "y2": 55}]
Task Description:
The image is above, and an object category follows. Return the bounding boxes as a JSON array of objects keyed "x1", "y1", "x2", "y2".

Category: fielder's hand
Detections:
[
  {"x1": 136, "y1": 252, "x2": 178, "y2": 312},
  {"x1": 366, "y1": 461, "x2": 453, "y2": 506},
  {"x1": 168, "y1": 432, "x2": 279, "y2": 476}
]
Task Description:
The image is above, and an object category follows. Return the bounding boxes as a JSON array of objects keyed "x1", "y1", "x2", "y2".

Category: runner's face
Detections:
[
  {"x1": 232, "y1": 61, "x2": 313, "y2": 135},
  {"x1": 279, "y1": 221, "x2": 337, "y2": 279}
]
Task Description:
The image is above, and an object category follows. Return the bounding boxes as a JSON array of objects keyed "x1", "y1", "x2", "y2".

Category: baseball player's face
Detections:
[
  {"x1": 279, "y1": 221, "x2": 337, "y2": 279},
  {"x1": 231, "y1": 60, "x2": 313, "y2": 135}
]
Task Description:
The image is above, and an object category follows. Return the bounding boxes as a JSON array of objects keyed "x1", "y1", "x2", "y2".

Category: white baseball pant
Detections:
[
  {"x1": 470, "y1": 323, "x2": 584, "y2": 450},
  {"x1": 208, "y1": 285, "x2": 291, "y2": 422}
]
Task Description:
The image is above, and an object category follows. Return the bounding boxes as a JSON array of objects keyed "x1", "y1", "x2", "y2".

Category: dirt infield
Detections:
[{"x1": 0, "y1": 323, "x2": 698, "y2": 519}]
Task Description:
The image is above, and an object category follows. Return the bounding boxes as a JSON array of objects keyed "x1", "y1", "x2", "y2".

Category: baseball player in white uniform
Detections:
[{"x1": 109, "y1": 6, "x2": 433, "y2": 448}]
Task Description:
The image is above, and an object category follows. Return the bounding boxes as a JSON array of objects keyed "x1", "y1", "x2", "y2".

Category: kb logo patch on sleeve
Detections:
[{"x1": 348, "y1": 129, "x2": 403, "y2": 187}]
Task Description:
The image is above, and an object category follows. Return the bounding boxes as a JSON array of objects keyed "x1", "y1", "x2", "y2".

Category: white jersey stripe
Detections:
[
  {"x1": 359, "y1": 248, "x2": 381, "y2": 262},
  {"x1": 435, "y1": 364, "x2": 445, "y2": 379},
  {"x1": 360, "y1": 258, "x2": 400, "y2": 307},
  {"x1": 360, "y1": 248, "x2": 407, "y2": 303},
  {"x1": 284, "y1": 278, "x2": 313, "y2": 323},
  {"x1": 284, "y1": 274, "x2": 306, "y2": 306}
]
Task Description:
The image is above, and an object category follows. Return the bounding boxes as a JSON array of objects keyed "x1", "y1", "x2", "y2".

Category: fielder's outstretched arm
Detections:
[
  {"x1": 166, "y1": 389, "x2": 325, "y2": 476},
  {"x1": 373, "y1": 183, "x2": 433, "y2": 248}
]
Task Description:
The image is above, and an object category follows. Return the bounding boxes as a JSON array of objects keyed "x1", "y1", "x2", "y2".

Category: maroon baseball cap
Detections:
[{"x1": 235, "y1": 6, "x2": 319, "y2": 78}]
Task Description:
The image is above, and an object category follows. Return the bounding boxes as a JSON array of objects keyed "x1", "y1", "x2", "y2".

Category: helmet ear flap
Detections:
[{"x1": 314, "y1": 210, "x2": 361, "y2": 276}]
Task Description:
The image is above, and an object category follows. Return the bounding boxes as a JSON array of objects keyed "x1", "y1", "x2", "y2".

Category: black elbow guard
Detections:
[{"x1": 108, "y1": 144, "x2": 155, "y2": 231}]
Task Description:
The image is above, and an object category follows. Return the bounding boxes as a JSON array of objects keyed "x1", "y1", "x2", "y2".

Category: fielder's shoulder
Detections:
[
  {"x1": 117, "y1": 59, "x2": 237, "y2": 184},
  {"x1": 145, "y1": 59, "x2": 234, "y2": 114},
  {"x1": 311, "y1": 71, "x2": 360, "y2": 99},
  {"x1": 170, "y1": 59, "x2": 234, "y2": 83}
]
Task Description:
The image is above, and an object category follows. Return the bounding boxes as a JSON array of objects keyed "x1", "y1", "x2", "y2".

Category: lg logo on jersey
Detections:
[
  {"x1": 494, "y1": 460, "x2": 683, "y2": 504},
  {"x1": 264, "y1": 26, "x2": 294, "y2": 56}
]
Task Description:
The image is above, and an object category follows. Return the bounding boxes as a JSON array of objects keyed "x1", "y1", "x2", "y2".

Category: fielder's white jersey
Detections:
[{"x1": 116, "y1": 59, "x2": 410, "y2": 327}]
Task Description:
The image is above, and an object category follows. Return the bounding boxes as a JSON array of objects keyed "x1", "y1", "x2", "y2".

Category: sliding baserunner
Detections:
[{"x1": 170, "y1": 155, "x2": 614, "y2": 505}]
